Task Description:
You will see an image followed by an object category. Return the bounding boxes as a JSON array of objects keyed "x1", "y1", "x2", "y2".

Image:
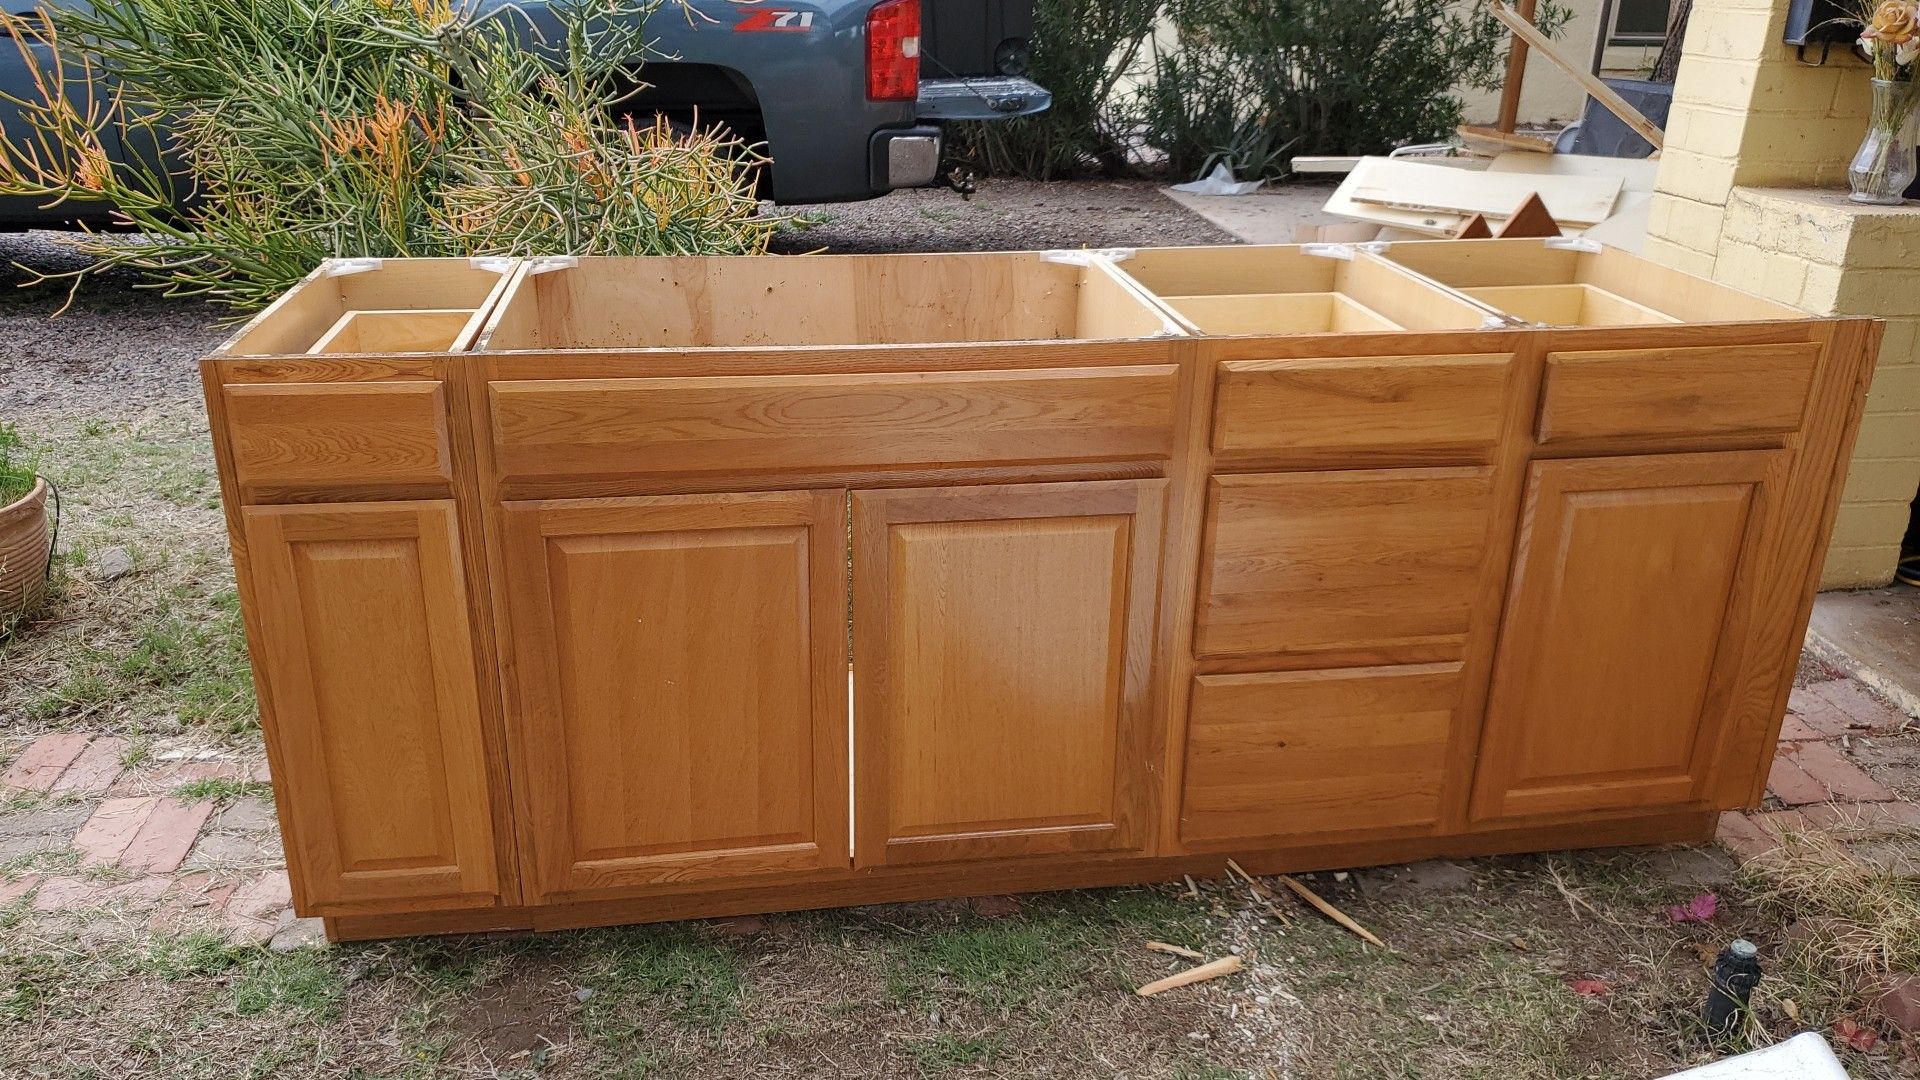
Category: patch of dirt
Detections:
[
  {"x1": 1797, "y1": 650, "x2": 1850, "y2": 688},
  {"x1": 443, "y1": 956, "x2": 575, "y2": 1061}
]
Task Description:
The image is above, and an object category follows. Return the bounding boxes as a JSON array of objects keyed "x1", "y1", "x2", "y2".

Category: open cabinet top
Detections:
[
  {"x1": 208, "y1": 240, "x2": 1820, "y2": 361},
  {"x1": 216, "y1": 258, "x2": 517, "y2": 358},
  {"x1": 1377, "y1": 237, "x2": 1807, "y2": 327},
  {"x1": 474, "y1": 252, "x2": 1180, "y2": 351}
]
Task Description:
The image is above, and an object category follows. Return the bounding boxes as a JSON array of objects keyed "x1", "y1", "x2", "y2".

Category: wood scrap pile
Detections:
[
  {"x1": 1132, "y1": 862, "x2": 1390, "y2": 998},
  {"x1": 1317, "y1": 152, "x2": 1657, "y2": 248}
]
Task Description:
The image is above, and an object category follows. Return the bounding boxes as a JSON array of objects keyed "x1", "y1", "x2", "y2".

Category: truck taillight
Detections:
[{"x1": 866, "y1": 0, "x2": 920, "y2": 101}]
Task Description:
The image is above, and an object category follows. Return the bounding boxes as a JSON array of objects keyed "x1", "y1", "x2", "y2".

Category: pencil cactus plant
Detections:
[{"x1": 0, "y1": 0, "x2": 773, "y2": 311}]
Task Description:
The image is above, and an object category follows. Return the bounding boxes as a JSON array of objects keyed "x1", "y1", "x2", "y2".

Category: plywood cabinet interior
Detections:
[{"x1": 198, "y1": 245, "x2": 1880, "y2": 941}]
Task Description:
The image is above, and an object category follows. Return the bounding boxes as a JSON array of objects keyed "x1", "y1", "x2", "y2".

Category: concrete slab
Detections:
[
  {"x1": 1807, "y1": 587, "x2": 1920, "y2": 719},
  {"x1": 1159, "y1": 182, "x2": 1349, "y2": 245}
]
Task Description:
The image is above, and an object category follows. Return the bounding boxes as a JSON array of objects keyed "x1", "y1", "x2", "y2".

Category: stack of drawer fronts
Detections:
[{"x1": 199, "y1": 241, "x2": 1879, "y2": 940}]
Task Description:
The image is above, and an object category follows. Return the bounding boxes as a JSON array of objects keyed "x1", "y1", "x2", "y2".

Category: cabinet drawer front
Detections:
[
  {"x1": 1195, "y1": 468, "x2": 1496, "y2": 661},
  {"x1": 1537, "y1": 343, "x2": 1818, "y2": 445},
  {"x1": 223, "y1": 381, "x2": 453, "y2": 499},
  {"x1": 241, "y1": 502, "x2": 498, "y2": 913},
  {"x1": 489, "y1": 366, "x2": 1180, "y2": 483},
  {"x1": 1213, "y1": 353, "x2": 1512, "y2": 464},
  {"x1": 1181, "y1": 664, "x2": 1458, "y2": 846}
]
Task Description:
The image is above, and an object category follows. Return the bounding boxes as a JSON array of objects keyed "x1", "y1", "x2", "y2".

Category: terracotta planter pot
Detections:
[{"x1": 0, "y1": 476, "x2": 51, "y2": 622}]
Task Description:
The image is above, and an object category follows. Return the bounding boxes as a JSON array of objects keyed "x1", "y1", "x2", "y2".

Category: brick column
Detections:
[{"x1": 1644, "y1": 0, "x2": 1919, "y2": 588}]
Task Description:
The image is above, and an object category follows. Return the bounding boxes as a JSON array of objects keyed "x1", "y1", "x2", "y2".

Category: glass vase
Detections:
[{"x1": 1849, "y1": 78, "x2": 1920, "y2": 205}]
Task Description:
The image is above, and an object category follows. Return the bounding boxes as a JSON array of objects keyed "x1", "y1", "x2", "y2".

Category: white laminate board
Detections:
[{"x1": 1342, "y1": 157, "x2": 1623, "y2": 226}]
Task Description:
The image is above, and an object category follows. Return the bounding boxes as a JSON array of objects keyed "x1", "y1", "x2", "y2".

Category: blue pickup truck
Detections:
[{"x1": 0, "y1": 0, "x2": 1051, "y2": 225}]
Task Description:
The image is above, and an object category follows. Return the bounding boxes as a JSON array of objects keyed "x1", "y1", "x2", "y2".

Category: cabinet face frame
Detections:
[
  {"x1": 239, "y1": 501, "x2": 500, "y2": 913},
  {"x1": 495, "y1": 490, "x2": 849, "y2": 902},
  {"x1": 1469, "y1": 450, "x2": 1785, "y2": 821},
  {"x1": 851, "y1": 479, "x2": 1168, "y2": 866}
]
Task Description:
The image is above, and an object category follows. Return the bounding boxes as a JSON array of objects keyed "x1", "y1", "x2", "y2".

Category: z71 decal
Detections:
[{"x1": 734, "y1": 9, "x2": 815, "y2": 31}]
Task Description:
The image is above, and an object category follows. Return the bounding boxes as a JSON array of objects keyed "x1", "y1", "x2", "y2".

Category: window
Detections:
[{"x1": 1610, "y1": 0, "x2": 1670, "y2": 45}]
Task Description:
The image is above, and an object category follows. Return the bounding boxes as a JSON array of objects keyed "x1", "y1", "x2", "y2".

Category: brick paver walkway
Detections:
[
  {"x1": 0, "y1": 737, "x2": 319, "y2": 949},
  {"x1": 1719, "y1": 676, "x2": 1920, "y2": 863},
  {"x1": 1, "y1": 669, "x2": 1914, "y2": 951}
]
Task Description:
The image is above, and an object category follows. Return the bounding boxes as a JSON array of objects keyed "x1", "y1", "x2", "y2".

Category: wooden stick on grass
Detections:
[
  {"x1": 1135, "y1": 955, "x2": 1244, "y2": 997},
  {"x1": 1276, "y1": 875, "x2": 1390, "y2": 951},
  {"x1": 1144, "y1": 941, "x2": 1205, "y2": 960}
]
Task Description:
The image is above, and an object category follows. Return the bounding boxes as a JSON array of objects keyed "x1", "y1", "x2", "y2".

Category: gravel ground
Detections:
[
  {"x1": 769, "y1": 178, "x2": 1238, "y2": 254},
  {"x1": 0, "y1": 233, "x2": 225, "y2": 417}
]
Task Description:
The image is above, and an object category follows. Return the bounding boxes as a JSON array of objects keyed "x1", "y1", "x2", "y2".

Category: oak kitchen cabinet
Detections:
[
  {"x1": 238, "y1": 500, "x2": 499, "y2": 913},
  {"x1": 199, "y1": 244, "x2": 1881, "y2": 940}
]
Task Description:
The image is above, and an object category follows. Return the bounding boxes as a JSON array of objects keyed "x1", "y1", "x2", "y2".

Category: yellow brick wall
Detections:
[{"x1": 1643, "y1": 0, "x2": 1919, "y2": 588}]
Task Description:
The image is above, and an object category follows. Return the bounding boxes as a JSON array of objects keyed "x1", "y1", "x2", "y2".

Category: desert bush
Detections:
[
  {"x1": 1131, "y1": 0, "x2": 1569, "y2": 181},
  {"x1": 960, "y1": 0, "x2": 1567, "y2": 182},
  {"x1": 0, "y1": 0, "x2": 772, "y2": 311},
  {"x1": 946, "y1": 0, "x2": 1160, "y2": 179}
]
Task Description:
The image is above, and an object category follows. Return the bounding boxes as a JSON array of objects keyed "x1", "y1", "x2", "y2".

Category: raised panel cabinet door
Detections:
[
  {"x1": 500, "y1": 491, "x2": 847, "y2": 901},
  {"x1": 240, "y1": 501, "x2": 498, "y2": 913},
  {"x1": 1470, "y1": 451, "x2": 1784, "y2": 821},
  {"x1": 851, "y1": 479, "x2": 1167, "y2": 866}
]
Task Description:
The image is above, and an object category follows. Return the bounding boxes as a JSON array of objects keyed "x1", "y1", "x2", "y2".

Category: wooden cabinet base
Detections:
[
  {"x1": 323, "y1": 809, "x2": 1717, "y2": 942},
  {"x1": 202, "y1": 246, "x2": 1877, "y2": 941}
]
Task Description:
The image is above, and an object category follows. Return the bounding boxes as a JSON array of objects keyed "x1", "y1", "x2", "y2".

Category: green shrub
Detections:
[
  {"x1": 957, "y1": 0, "x2": 1568, "y2": 182},
  {"x1": 0, "y1": 0, "x2": 772, "y2": 311},
  {"x1": 1132, "y1": 0, "x2": 1568, "y2": 181},
  {"x1": 0, "y1": 424, "x2": 36, "y2": 506}
]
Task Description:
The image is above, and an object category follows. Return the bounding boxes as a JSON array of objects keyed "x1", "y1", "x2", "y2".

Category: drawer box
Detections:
[
  {"x1": 1108, "y1": 244, "x2": 1490, "y2": 333},
  {"x1": 1537, "y1": 343, "x2": 1818, "y2": 445},
  {"x1": 217, "y1": 258, "x2": 511, "y2": 357},
  {"x1": 223, "y1": 380, "x2": 453, "y2": 498},
  {"x1": 488, "y1": 365, "x2": 1180, "y2": 483},
  {"x1": 1212, "y1": 353, "x2": 1513, "y2": 464},
  {"x1": 1180, "y1": 663, "x2": 1459, "y2": 845},
  {"x1": 1195, "y1": 468, "x2": 1495, "y2": 661}
]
